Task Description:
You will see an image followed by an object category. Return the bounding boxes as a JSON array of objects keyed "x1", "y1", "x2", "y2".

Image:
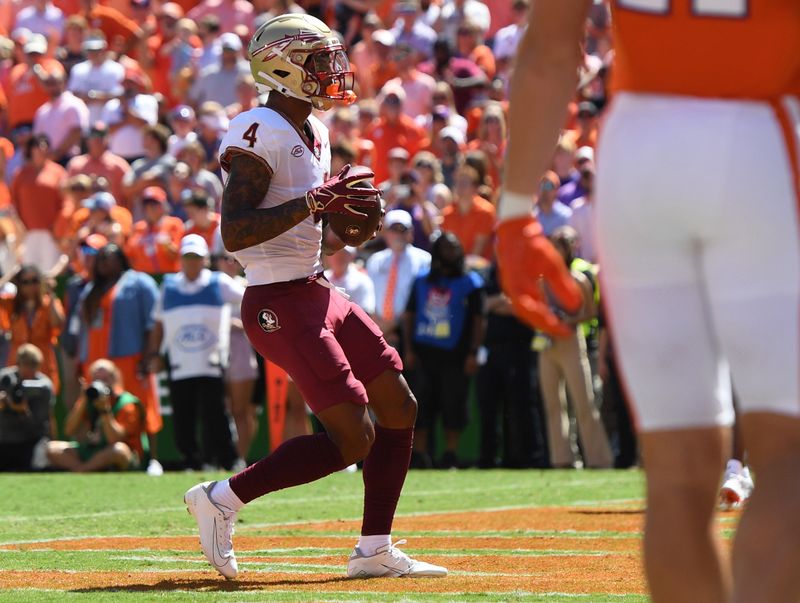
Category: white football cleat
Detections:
[
  {"x1": 184, "y1": 481, "x2": 239, "y2": 579},
  {"x1": 719, "y1": 468, "x2": 754, "y2": 511},
  {"x1": 347, "y1": 539, "x2": 448, "y2": 578}
]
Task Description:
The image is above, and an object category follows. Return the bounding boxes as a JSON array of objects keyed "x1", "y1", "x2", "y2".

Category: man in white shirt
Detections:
[
  {"x1": 33, "y1": 70, "x2": 89, "y2": 165},
  {"x1": 366, "y1": 210, "x2": 431, "y2": 347},
  {"x1": 147, "y1": 234, "x2": 243, "y2": 471},
  {"x1": 67, "y1": 32, "x2": 125, "y2": 124},
  {"x1": 492, "y1": 0, "x2": 528, "y2": 81},
  {"x1": 437, "y1": 0, "x2": 490, "y2": 45},
  {"x1": 380, "y1": 43, "x2": 436, "y2": 120},
  {"x1": 102, "y1": 70, "x2": 159, "y2": 162},
  {"x1": 325, "y1": 246, "x2": 376, "y2": 314},
  {"x1": 390, "y1": 0, "x2": 436, "y2": 60},
  {"x1": 189, "y1": 33, "x2": 249, "y2": 108}
]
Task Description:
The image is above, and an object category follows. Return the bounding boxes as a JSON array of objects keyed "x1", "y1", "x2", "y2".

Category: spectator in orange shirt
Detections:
[
  {"x1": 365, "y1": 88, "x2": 429, "y2": 184},
  {"x1": 71, "y1": 190, "x2": 132, "y2": 248},
  {"x1": 330, "y1": 107, "x2": 376, "y2": 169},
  {"x1": 46, "y1": 358, "x2": 146, "y2": 471},
  {"x1": 66, "y1": 121, "x2": 131, "y2": 204},
  {"x1": 2, "y1": 264, "x2": 65, "y2": 392},
  {"x1": 10, "y1": 133, "x2": 66, "y2": 272},
  {"x1": 369, "y1": 29, "x2": 399, "y2": 95},
  {"x1": 441, "y1": 164, "x2": 495, "y2": 260},
  {"x1": 125, "y1": 185, "x2": 183, "y2": 275},
  {"x1": 564, "y1": 101, "x2": 599, "y2": 150},
  {"x1": 381, "y1": 43, "x2": 436, "y2": 119},
  {"x1": 3, "y1": 33, "x2": 64, "y2": 130},
  {"x1": 79, "y1": 0, "x2": 142, "y2": 55},
  {"x1": 181, "y1": 189, "x2": 219, "y2": 247},
  {"x1": 142, "y1": 2, "x2": 185, "y2": 105},
  {"x1": 467, "y1": 101, "x2": 506, "y2": 191},
  {"x1": 456, "y1": 20, "x2": 495, "y2": 80}
]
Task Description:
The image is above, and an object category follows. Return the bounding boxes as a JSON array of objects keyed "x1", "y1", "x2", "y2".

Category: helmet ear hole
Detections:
[{"x1": 274, "y1": 69, "x2": 290, "y2": 78}]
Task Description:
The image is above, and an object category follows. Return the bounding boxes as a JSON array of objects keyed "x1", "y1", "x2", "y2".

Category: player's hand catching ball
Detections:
[
  {"x1": 495, "y1": 214, "x2": 582, "y2": 337},
  {"x1": 305, "y1": 164, "x2": 381, "y2": 216}
]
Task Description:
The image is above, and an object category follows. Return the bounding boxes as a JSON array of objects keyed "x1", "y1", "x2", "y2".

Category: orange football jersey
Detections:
[{"x1": 611, "y1": 0, "x2": 800, "y2": 99}]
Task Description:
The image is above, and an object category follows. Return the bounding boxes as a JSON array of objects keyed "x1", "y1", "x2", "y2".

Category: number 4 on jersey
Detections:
[
  {"x1": 617, "y1": 0, "x2": 747, "y2": 16},
  {"x1": 242, "y1": 123, "x2": 259, "y2": 148}
]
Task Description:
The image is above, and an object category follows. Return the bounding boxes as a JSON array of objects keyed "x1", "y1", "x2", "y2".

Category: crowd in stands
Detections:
[{"x1": 0, "y1": 0, "x2": 636, "y2": 473}]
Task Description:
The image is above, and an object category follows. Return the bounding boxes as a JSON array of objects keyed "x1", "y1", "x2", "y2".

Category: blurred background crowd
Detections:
[{"x1": 0, "y1": 0, "x2": 636, "y2": 475}]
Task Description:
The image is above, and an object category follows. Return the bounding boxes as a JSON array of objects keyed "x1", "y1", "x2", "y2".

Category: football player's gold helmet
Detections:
[{"x1": 248, "y1": 14, "x2": 356, "y2": 110}]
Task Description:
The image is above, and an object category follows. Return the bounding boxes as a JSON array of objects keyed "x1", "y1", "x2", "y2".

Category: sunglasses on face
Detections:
[
  {"x1": 20, "y1": 279, "x2": 40, "y2": 285},
  {"x1": 540, "y1": 181, "x2": 556, "y2": 192}
]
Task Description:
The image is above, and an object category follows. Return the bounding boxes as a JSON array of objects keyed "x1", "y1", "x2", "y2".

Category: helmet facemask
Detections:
[{"x1": 297, "y1": 45, "x2": 356, "y2": 109}]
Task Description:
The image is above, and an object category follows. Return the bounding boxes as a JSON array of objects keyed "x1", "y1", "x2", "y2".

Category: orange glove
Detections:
[{"x1": 495, "y1": 215, "x2": 583, "y2": 337}]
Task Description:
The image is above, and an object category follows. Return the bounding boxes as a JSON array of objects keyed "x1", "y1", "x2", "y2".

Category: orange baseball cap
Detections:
[{"x1": 142, "y1": 186, "x2": 167, "y2": 204}]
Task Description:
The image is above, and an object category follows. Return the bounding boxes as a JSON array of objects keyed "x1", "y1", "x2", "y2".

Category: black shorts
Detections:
[{"x1": 410, "y1": 345, "x2": 469, "y2": 431}]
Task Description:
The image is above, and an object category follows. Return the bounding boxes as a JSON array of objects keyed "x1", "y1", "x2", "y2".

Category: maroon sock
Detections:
[
  {"x1": 361, "y1": 424, "x2": 413, "y2": 535},
  {"x1": 229, "y1": 433, "x2": 346, "y2": 504}
]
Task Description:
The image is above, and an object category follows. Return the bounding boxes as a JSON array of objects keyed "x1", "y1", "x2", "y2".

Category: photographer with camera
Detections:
[
  {"x1": 0, "y1": 344, "x2": 55, "y2": 471},
  {"x1": 46, "y1": 359, "x2": 146, "y2": 472}
]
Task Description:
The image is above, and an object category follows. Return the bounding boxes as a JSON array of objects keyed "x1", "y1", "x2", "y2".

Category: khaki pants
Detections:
[{"x1": 539, "y1": 331, "x2": 613, "y2": 468}]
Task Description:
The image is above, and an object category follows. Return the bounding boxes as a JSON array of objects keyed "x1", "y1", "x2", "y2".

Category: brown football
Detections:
[{"x1": 327, "y1": 165, "x2": 383, "y2": 247}]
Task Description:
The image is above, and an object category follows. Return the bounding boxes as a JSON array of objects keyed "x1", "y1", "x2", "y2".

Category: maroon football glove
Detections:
[{"x1": 305, "y1": 164, "x2": 381, "y2": 217}]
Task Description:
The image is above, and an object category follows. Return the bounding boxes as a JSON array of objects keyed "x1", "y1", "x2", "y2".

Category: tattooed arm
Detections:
[{"x1": 220, "y1": 152, "x2": 312, "y2": 252}]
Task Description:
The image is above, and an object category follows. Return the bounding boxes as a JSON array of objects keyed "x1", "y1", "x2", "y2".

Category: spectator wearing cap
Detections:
[
  {"x1": 437, "y1": 125, "x2": 465, "y2": 189},
  {"x1": 146, "y1": 233, "x2": 242, "y2": 470},
  {"x1": 378, "y1": 146, "x2": 410, "y2": 201},
  {"x1": 11, "y1": 134, "x2": 66, "y2": 272},
  {"x1": 125, "y1": 186, "x2": 184, "y2": 274},
  {"x1": 456, "y1": 20, "x2": 495, "y2": 80},
  {"x1": 367, "y1": 209, "x2": 431, "y2": 348},
  {"x1": 2, "y1": 33, "x2": 65, "y2": 130},
  {"x1": 381, "y1": 44, "x2": 436, "y2": 120},
  {"x1": 69, "y1": 190, "x2": 132, "y2": 249},
  {"x1": 437, "y1": 0, "x2": 491, "y2": 44},
  {"x1": 66, "y1": 121, "x2": 130, "y2": 203},
  {"x1": 390, "y1": 0, "x2": 436, "y2": 60},
  {"x1": 534, "y1": 170, "x2": 572, "y2": 237},
  {"x1": 73, "y1": 242, "x2": 163, "y2": 474},
  {"x1": 121, "y1": 125, "x2": 175, "y2": 217},
  {"x1": 78, "y1": 0, "x2": 142, "y2": 55},
  {"x1": 13, "y1": 0, "x2": 64, "y2": 44},
  {"x1": 419, "y1": 37, "x2": 486, "y2": 115},
  {"x1": 175, "y1": 141, "x2": 223, "y2": 207},
  {"x1": 365, "y1": 88, "x2": 429, "y2": 184},
  {"x1": 181, "y1": 189, "x2": 219, "y2": 247},
  {"x1": 67, "y1": 31, "x2": 124, "y2": 123},
  {"x1": 325, "y1": 246, "x2": 376, "y2": 314},
  {"x1": 492, "y1": 0, "x2": 528, "y2": 81},
  {"x1": 167, "y1": 104, "x2": 197, "y2": 157},
  {"x1": 565, "y1": 101, "x2": 600, "y2": 150},
  {"x1": 33, "y1": 69, "x2": 89, "y2": 165},
  {"x1": 441, "y1": 164, "x2": 495, "y2": 260},
  {"x1": 368, "y1": 29, "x2": 399, "y2": 98},
  {"x1": 188, "y1": 32, "x2": 249, "y2": 108},
  {"x1": 101, "y1": 70, "x2": 159, "y2": 164},
  {"x1": 557, "y1": 146, "x2": 594, "y2": 207},
  {"x1": 386, "y1": 176, "x2": 439, "y2": 252},
  {"x1": 56, "y1": 15, "x2": 88, "y2": 75},
  {"x1": 59, "y1": 232, "x2": 106, "y2": 408},
  {"x1": 187, "y1": 0, "x2": 254, "y2": 39}
]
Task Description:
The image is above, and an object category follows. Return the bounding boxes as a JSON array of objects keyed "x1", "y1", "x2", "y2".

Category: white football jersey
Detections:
[{"x1": 219, "y1": 107, "x2": 331, "y2": 285}]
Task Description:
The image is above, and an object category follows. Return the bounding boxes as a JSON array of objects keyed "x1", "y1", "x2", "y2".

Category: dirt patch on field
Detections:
[{"x1": 0, "y1": 506, "x2": 654, "y2": 596}]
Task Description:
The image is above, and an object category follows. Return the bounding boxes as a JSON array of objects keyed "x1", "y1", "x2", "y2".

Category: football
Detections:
[{"x1": 327, "y1": 165, "x2": 384, "y2": 247}]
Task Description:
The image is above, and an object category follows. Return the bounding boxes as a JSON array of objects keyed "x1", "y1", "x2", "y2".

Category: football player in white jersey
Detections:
[{"x1": 183, "y1": 14, "x2": 447, "y2": 580}]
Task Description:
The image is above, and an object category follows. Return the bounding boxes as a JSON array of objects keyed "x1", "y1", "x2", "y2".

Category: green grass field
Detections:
[{"x1": 0, "y1": 469, "x2": 650, "y2": 602}]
